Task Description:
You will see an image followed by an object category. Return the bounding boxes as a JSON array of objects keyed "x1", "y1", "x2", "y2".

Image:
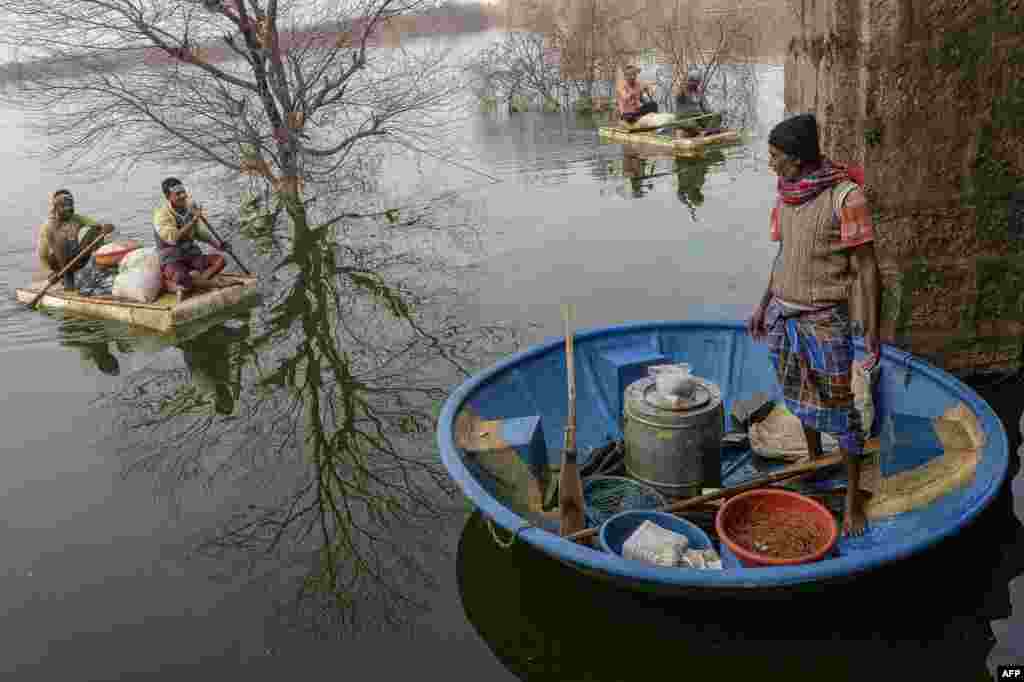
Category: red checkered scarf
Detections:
[{"x1": 770, "y1": 160, "x2": 864, "y2": 235}]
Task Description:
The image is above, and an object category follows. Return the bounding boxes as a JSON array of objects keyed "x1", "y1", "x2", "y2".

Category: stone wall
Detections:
[{"x1": 785, "y1": 0, "x2": 1024, "y2": 375}]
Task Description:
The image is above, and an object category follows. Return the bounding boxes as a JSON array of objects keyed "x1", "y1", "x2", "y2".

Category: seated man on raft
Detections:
[
  {"x1": 37, "y1": 189, "x2": 115, "y2": 290},
  {"x1": 617, "y1": 64, "x2": 658, "y2": 125},
  {"x1": 154, "y1": 177, "x2": 230, "y2": 303}
]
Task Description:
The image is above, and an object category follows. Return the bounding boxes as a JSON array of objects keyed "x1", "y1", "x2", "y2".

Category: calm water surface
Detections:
[{"x1": 0, "y1": 62, "x2": 1021, "y2": 680}]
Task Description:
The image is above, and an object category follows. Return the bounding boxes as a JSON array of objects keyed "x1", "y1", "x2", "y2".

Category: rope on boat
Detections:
[{"x1": 486, "y1": 517, "x2": 535, "y2": 550}]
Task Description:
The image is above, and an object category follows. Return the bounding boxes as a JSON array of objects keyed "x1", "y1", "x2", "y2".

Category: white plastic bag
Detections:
[
  {"x1": 118, "y1": 246, "x2": 157, "y2": 274},
  {"x1": 622, "y1": 520, "x2": 690, "y2": 567},
  {"x1": 113, "y1": 253, "x2": 162, "y2": 302},
  {"x1": 632, "y1": 112, "x2": 677, "y2": 128}
]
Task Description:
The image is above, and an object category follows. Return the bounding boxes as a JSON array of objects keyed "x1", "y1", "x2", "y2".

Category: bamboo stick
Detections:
[
  {"x1": 564, "y1": 453, "x2": 844, "y2": 544},
  {"x1": 559, "y1": 303, "x2": 587, "y2": 538}
]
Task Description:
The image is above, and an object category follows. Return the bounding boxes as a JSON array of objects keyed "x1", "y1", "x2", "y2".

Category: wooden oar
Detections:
[
  {"x1": 28, "y1": 230, "x2": 110, "y2": 308},
  {"x1": 199, "y1": 214, "x2": 251, "y2": 276},
  {"x1": 559, "y1": 303, "x2": 587, "y2": 538},
  {"x1": 564, "y1": 452, "x2": 844, "y2": 544}
]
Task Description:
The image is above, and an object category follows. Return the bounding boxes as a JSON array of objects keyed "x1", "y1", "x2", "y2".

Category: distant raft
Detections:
[
  {"x1": 599, "y1": 126, "x2": 742, "y2": 153},
  {"x1": 16, "y1": 274, "x2": 259, "y2": 333}
]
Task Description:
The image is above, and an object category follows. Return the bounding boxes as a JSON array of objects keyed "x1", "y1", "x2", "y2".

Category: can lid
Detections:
[
  {"x1": 644, "y1": 382, "x2": 710, "y2": 411},
  {"x1": 624, "y1": 376, "x2": 720, "y2": 425}
]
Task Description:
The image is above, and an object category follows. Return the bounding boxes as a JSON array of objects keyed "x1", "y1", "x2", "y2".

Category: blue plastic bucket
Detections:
[{"x1": 599, "y1": 510, "x2": 713, "y2": 557}]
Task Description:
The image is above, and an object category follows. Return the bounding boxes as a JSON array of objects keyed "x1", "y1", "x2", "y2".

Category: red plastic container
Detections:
[
  {"x1": 94, "y1": 240, "x2": 142, "y2": 268},
  {"x1": 715, "y1": 488, "x2": 839, "y2": 568}
]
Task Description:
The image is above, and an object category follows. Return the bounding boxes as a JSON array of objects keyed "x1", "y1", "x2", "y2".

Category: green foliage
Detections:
[
  {"x1": 964, "y1": 125, "x2": 1021, "y2": 243},
  {"x1": 865, "y1": 126, "x2": 883, "y2": 147},
  {"x1": 994, "y1": 80, "x2": 1024, "y2": 132},
  {"x1": 347, "y1": 271, "x2": 412, "y2": 319},
  {"x1": 931, "y1": 2, "x2": 1024, "y2": 245},
  {"x1": 510, "y1": 94, "x2": 530, "y2": 113},
  {"x1": 973, "y1": 255, "x2": 1024, "y2": 321},
  {"x1": 478, "y1": 95, "x2": 497, "y2": 113},
  {"x1": 542, "y1": 97, "x2": 561, "y2": 113},
  {"x1": 880, "y1": 278, "x2": 902, "y2": 323}
]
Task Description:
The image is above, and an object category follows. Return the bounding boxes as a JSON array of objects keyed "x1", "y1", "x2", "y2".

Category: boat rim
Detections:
[{"x1": 437, "y1": 319, "x2": 1011, "y2": 588}]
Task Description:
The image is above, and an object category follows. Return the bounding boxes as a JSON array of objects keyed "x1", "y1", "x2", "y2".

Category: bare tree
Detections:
[
  {"x1": 544, "y1": 0, "x2": 645, "y2": 104},
  {"x1": 643, "y1": 0, "x2": 756, "y2": 114},
  {"x1": 0, "y1": 0, "x2": 467, "y2": 222},
  {"x1": 467, "y1": 31, "x2": 565, "y2": 113}
]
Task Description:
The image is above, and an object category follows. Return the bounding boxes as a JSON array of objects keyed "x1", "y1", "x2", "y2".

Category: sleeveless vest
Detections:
[{"x1": 770, "y1": 180, "x2": 859, "y2": 306}]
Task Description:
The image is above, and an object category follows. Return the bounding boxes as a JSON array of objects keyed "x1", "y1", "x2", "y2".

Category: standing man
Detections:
[
  {"x1": 154, "y1": 178, "x2": 229, "y2": 303},
  {"x1": 617, "y1": 64, "x2": 658, "y2": 125},
  {"x1": 747, "y1": 113, "x2": 881, "y2": 537},
  {"x1": 37, "y1": 189, "x2": 115, "y2": 290}
]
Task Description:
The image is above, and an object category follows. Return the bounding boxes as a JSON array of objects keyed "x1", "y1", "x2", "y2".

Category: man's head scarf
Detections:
[{"x1": 769, "y1": 113, "x2": 821, "y2": 163}]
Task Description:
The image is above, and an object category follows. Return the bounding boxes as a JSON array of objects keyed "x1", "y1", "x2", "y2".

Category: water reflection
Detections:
[
  {"x1": 675, "y1": 149, "x2": 727, "y2": 219},
  {"x1": 96, "y1": 194, "x2": 528, "y2": 635},
  {"x1": 57, "y1": 317, "x2": 123, "y2": 376},
  {"x1": 457, "y1": 477, "x2": 1024, "y2": 680}
]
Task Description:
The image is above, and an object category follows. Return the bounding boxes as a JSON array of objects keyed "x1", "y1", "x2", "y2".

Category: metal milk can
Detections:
[{"x1": 623, "y1": 364, "x2": 723, "y2": 499}]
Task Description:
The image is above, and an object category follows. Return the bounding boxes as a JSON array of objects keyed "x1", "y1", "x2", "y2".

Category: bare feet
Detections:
[
  {"x1": 843, "y1": 489, "x2": 868, "y2": 536},
  {"x1": 843, "y1": 455, "x2": 867, "y2": 536}
]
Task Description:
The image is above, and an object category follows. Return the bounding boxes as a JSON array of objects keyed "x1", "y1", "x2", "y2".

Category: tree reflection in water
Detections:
[
  {"x1": 98, "y1": 190, "x2": 530, "y2": 636},
  {"x1": 675, "y1": 148, "x2": 726, "y2": 220}
]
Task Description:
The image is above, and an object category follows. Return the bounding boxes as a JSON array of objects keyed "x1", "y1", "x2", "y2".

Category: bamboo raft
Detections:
[
  {"x1": 16, "y1": 274, "x2": 260, "y2": 333},
  {"x1": 598, "y1": 126, "x2": 742, "y2": 152}
]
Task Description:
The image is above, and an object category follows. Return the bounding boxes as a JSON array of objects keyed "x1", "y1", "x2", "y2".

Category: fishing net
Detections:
[{"x1": 582, "y1": 476, "x2": 667, "y2": 527}]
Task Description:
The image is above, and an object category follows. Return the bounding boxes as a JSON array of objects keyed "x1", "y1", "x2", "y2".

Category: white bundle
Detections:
[
  {"x1": 622, "y1": 521, "x2": 690, "y2": 567},
  {"x1": 682, "y1": 548, "x2": 724, "y2": 570}
]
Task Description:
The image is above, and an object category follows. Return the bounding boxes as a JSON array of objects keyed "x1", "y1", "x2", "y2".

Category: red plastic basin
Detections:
[{"x1": 715, "y1": 488, "x2": 839, "y2": 568}]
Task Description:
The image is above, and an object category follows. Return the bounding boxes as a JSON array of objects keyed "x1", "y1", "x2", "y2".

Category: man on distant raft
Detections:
[
  {"x1": 747, "y1": 113, "x2": 882, "y2": 537},
  {"x1": 674, "y1": 72, "x2": 706, "y2": 117},
  {"x1": 617, "y1": 64, "x2": 658, "y2": 125},
  {"x1": 37, "y1": 189, "x2": 115, "y2": 290},
  {"x1": 154, "y1": 177, "x2": 229, "y2": 303}
]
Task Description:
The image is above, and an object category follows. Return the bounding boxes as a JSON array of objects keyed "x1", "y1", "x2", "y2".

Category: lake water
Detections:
[{"x1": 0, "y1": 57, "x2": 1021, "y2": 680}]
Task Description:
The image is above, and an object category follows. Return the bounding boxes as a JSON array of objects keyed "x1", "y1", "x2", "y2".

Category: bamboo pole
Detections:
[
  {"x1": 559, "y1": 303, "x2": 587, "y2": 538},
  {"x1": 564, "y1": 452, "x2": 844, "y2": 543},
  {"x1": 28, "y1": 230, "x2": 110, "y2": 308}
]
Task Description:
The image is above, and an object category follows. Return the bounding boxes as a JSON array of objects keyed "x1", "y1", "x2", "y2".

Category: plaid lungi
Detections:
[{"x1": 764, "y1": 297, "x2": 864, "y2": 458}]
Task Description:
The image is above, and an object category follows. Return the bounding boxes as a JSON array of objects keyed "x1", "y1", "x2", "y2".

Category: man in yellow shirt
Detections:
[
  {"x1": 37, "y1": 189, "x2": 114, "y2": 289},
  {"x1": 154, "y1": 177, "x2": 229, "y2": 303}
]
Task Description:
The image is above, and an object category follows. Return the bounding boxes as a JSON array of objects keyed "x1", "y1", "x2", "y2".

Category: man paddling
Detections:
[
  {"x1": 674, "y1": 71, "x2": 706, "y2": 117},
  {"x1": 617, "y1": 64, "x2": 658, "y2": 125},
  {"x1": 747, "y1": 113, "x2": 882, "y2": 537},
  {"x1": 37, "y1": 189, "x2": 115, "y2": 290},
  {"x1": 154, "y1": 178, "x2": 230, "y2": 303}
]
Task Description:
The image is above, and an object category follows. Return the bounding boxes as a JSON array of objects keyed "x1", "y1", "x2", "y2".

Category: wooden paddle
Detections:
[
  {"x1": 28, "y1": 230, "x2": 110, "y2": 308},
  {"x1": 198, "y1": 214, "x2": 251, "y2": 276},
  {"x1": 564, "y1": 452, "x2": 844, "y2": 544},
  {"x1": 558, "y1": 303, "x2": 587, "y2": 538}
]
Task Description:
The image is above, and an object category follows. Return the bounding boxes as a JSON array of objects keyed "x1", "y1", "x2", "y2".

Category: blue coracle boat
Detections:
[{"x1": 436, "y1": 321, "x2": 1011, "y2": 594}]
